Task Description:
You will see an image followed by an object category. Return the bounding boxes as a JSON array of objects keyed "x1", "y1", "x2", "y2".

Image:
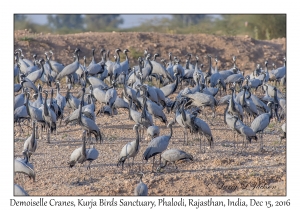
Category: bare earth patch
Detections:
[{"x1": 14, "y1": 30, "x2": 286, "y2": 196}]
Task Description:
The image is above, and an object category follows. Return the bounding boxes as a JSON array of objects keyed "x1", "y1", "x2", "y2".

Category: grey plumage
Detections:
[
  {"x1": 143, "y1": 96, "x2": 167, "y2": 124},
  {"x1": 41, "y1": 90, "x2": 57, "y2": 143},
  {"x1": 232, "y1": 116, "x2": 257, "y2": 146},
  {"x1": 20, "y1": 75, "x2": 38, "y2": 94},
  {"x1": 271, "y1": 58, "x2": 286, "y2": 80},
  {"x1": 23, "y1": 121, "x2": 37, "y2": 160},
  {"x1": 47, "y1": 50, "x2": 65, "y2": 73},
  {"x1": 14, "y1": 104, "x2": 29, "y2": 123},
  {"x1": 30, "y1": 84, "x2": 43, "y2": 109},
  {"x1": 227, "y1": 88, "x2": 244, "y2": 121},
  {"x1": 86, "y1": 49, "x2": 104, "y2": 76},
  {"x1": 113, "y1": 96, "x2": 129, "y2": 110},
  {"x1": 69, "y1": 130, "x2": 99, "y2": 171},
  {"x1": 14, "y1": 150, "x2": 35, "y2": 181},
  {"x1": 99, "y1": 105, "x2": 118, "y2": 116},
  {"x1": 175, "y1": 100, "x2": 196, "y2": 145},
  {"x1": 64, "y1": 101, "x2": 96, "y2": 125},
  {"x1": 26, "y1": 59, "x2": 45, "y2": 83},
  {"x1": 120, "y1": 49, "x2": 130, "y2": 74},
  {"x1": 251, "y1": 102, "x2": 274, "y2": 150},
  {"x1": 280, "y1": 123, "x2": 286, "y2": 143},
  {"x1": 14, "y1": 83, "x2": 22, "y2": 92},
  {"x1": 160, "y1": 73, "x2": 180, "y2": 97},
  {"x1": 193, "y1": 117, "x2": 213, "y2": 151},
  {"x1": 85, "y1": 145, "x2": 99, "y2": 171},
  {"x1": 183, "y1": 92, "x2": 217, "y2": 118},
  {"x1": 147, "y1": 125, "x2": 160, "y2": 140},
  {"x1": 56, "y1": 48, "x2": 81, "y2": 81},
  {"x1": 105, "y1": 82, "x2": 117, "y2": 115},
  {"x1": 117, "y1": 124, "x2": 140, "y2": 169},
  {"x1": 134, "y1": 173, "x2": 148, "y2": 196},
  {"x1": 128, "y1": 96, "x2": 153, "y2": 128},
  {"x1": 143, "y1": 120, "x2": 175, "y2": 171},
  {"x1": 78, "y1": 88, "x2": 102, "y2": 143},
  {"x1": 151, "y1": 53, "x2": 174, "y2": 82},
  {"x1": 156, "y1": 149, "x2": 193, "y2": 171},
  {"x1": 68, "y1": 131, "x2": 88, "y2": 168},
  {"x1": 65, "y1": 85, "x2": 81, "y2": 110},
  {"x1": 14, "y1": 184, "x2": 29, "y2": 196},
  {"x1": 87, "y1": 75, "x2": 109, "y2": 89},
  {"x1": 111, "y1": 49, "x2": 122, "y2": 82},
  {"x1": 224, "y1": 102, "x2": 244, "y2": 149}
]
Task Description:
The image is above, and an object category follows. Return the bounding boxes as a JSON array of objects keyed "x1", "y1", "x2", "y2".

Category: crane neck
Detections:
[
  {"x1": 181, "y1": 103, "x2": 187, "y2": 121},
  {"x1": 224, "y1": 102, "x2": 229, "y2": 125},
  {"x1": 40, "y1": 61, "x2": 45, "y2": 75},
  {"x1": 31, "y1": 121, "x2": 36, "y2": 147},
  {"x1": 173, "y1": 74, "x2": 180, "y2": 93},
  {"x1": 56, "y1": 83, "x2": 60, "y2": 95},
  {"x1": 125, "y1": 51, "x2": 129, "y2": 61},
  {"x1": 233, "y1": 117, "x2": 238, "y2": 129},
  {"x1": 168, "y1": 124, "x2": 173, "y2": 138},
  {"x1": 194, "y1": 58, "x2": 199, "y2": 71},
  {"x1": 229, "y1": 90, "x2": 236, "y2": 111},
  {"x1": 107, "y1": 50, "x2": 110, "y2": 61},
  {"x1": 116, "y1": 50, "x2": 121, "y2": 64},
  {"x1": 43, "y1": 92, "x2": 49, "y2": 116},
  {"x1": 241, "y1": 89, "x2": 246, "y2": 106},
  {"x1": 23, "y1": 150, "x2": 29, "y2": 164},
  {"x1": 134, "y1": 126, "x2": 140, "y2": 152},
  {"x1": 273, "y1": 89, "x2": 279, "y2": 105},
  {"x1": 208, "y1": 56, "x2": 212, "y2": 76},
  {"x1": 128, "y1": 97, "x2": 133, "y2": 120},
  {"x1": 78, "y1": 90, "x2": 85, "y2": 123},
  {"x1": 194, "y1": 77, "x2": 200, "y2": 92},
  {"x1": 141, "y1": 96, "x2": 147, "y2": 119},
  {"x1": 123, "y1": 76, "x2": 129, "y2": 98},
  {"x1": 82, "y1": 132, "x2": 87, "y2": 158},
  {"x1": 91, "y1": 49, "x2": 95, "y2": 63},
  {"x1": 267, "y1": 103, "x2": 273, "y2": 118},
  {"x1": 148, "y1": 57, "x2": 153, "y2": 75},
  {"x1": 50, "y1": 89, "x2": 54, "y2": 104},
  {"x1": 215, "y1": 60, "x2": 218, "y2": 73},
  {"x1": 25, "y1": 93, "x2": 30, "y2": 118}
]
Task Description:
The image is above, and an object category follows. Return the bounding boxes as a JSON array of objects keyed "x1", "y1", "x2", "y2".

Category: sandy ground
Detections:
[{"x1": 14, "y1": 30, "x2": 286, "y2": 196}]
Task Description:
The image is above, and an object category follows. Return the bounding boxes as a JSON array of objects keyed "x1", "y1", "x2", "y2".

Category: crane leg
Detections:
[
  {"x1": 47, "y1": 128, "x2": 50, "y2": 143},
  {"x1": 59, "y1": 115, "x2": 63, "y2": 126},
  {"x1": 183, "y1": 129, "x2": 186, "y2": 145},
  {"x1": 142, "y1": 127, "x2": 145, "y2": 141},
  {"x1": 198, "y1": 133, "x2": 202, "y2": 153},
  {"x1": 132, "y1": 157, "x2": 135, "y2": 168},
  {"x1": 233, "y1": 131, "x2": 236, "y2": 152},
  {"x1": 203, "y1": 135, "x2": 206, "y2": 153},
  {"x1": 159, "y1": 154, "x2": 162, "y2": 166},
  {"x1": 152, "y1": 156, "x2": 155, "y2": 172},
  {"x1": 18, "y1": 121, "x2": 24, "y2": 134},
  {"x1": 89, "y1": 132, "x2": 92, "y2": 145},
  {"x1": 35, "y1": 126, "x2": 39, "y2": 140},
  {"x1": 186, "y1": 128, "x2": 189, "y2": 145},
  {"x1": 260, "y1": 131, "x2": 264, "y2": 151}
]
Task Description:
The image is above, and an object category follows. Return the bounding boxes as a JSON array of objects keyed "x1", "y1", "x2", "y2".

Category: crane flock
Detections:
[{"x1": 13, "y1": 46, "x2": 286, "y2": 196}]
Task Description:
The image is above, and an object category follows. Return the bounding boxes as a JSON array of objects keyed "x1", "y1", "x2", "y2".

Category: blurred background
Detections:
[{"x1": 14, "y1": 14, "x2": 286, "y2": 40}]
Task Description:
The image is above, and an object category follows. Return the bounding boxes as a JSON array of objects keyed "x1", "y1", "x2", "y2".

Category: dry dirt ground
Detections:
[{"x1": 14, "y1": 30, "x2": 286, "y2": 196}]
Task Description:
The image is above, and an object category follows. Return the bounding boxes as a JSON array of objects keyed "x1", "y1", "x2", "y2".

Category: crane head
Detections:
[
  {"x1": 167, "y1": 120, "x2": 176, "y2": 128},
  {"x1": 39, "y1": 58, "x2": 45, "y2": 64},
  {"x1": 115, "y1": 48, "x2": 122, "y2": 53},
  {"x1": 74, "y1": 48, "x2": 81, "y2": 54},
  {"x1": 133, "y1": 124, "x2": 140, "y2": 130}
]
